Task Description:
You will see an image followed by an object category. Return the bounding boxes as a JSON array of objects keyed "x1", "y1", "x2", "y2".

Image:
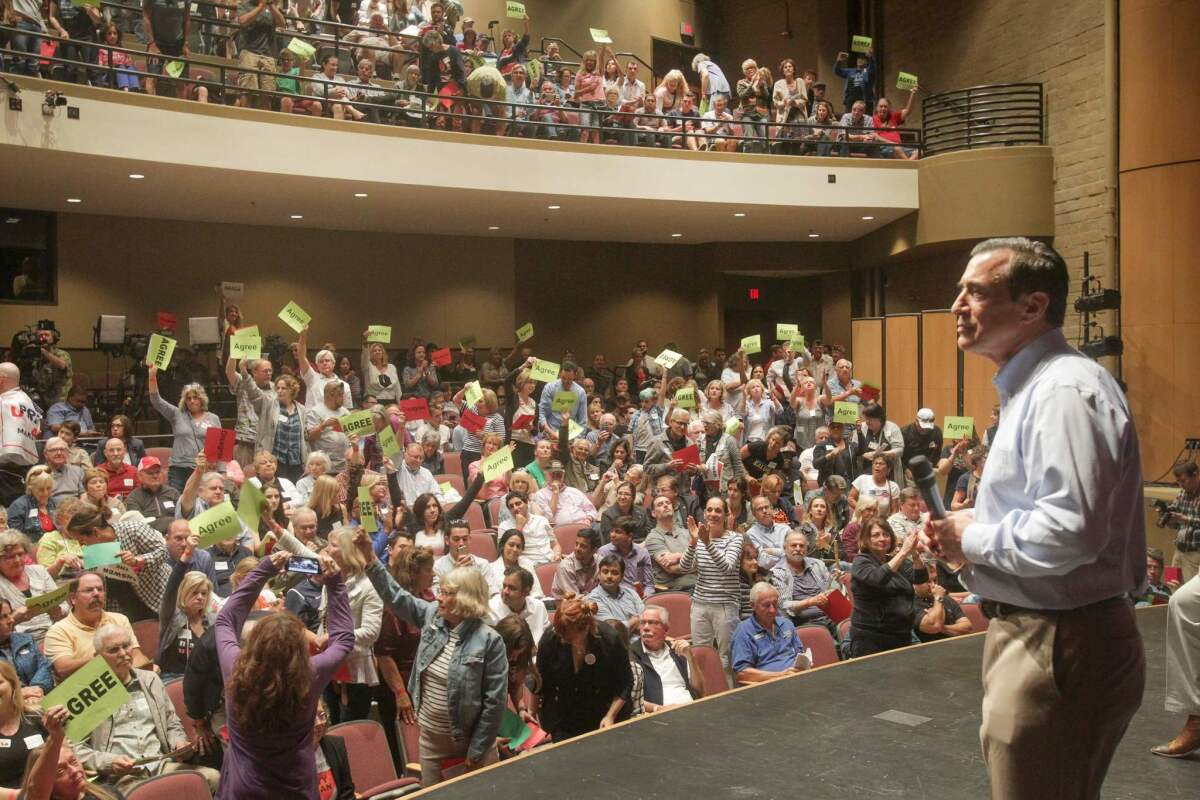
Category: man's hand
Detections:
[
  {"x1": 110, "y1": 756, "x2": 139, "y2": 777},
  {"x1": 921, "y1": 510, "x2": 973, "y2": 564},
  {"x1": 931, "y1": 583, "x2": 947, "y2": 600},
  {"x1": 194, "y1": 452, "x2": 208, "y2": 472},
  {"x1": 670, "y1": 638, "x2": 690, "y2": 657},
  {"x1": 396, "y1": 691, "x2": 417, "y2": 724}
]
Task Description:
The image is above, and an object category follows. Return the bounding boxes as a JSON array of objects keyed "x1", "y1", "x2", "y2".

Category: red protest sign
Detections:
[
  {"x1": 400, "y1": 397, "x2": 430, "y2": 421},
  {"x1": 430, "y1": 347, "x2": 452, "y2": 367},
  {"x1": 203, "y1": 428, "x2": 236, "y2": 463},
  {"x1": 672, "y1": 444, "x2": 701, "y2": 466},
  {"x1": 512, "y1": 413, "x2": 535, "y2": 430},
  {"x1": 156, "y1": 311, "x2": 177, "y2": 331},
  {"x1": 826, "y1": 587, "x2": 853, "y2": 624},
  {"x1": 460, "y1": 408, "x2": 486, "y2": 434},
  {"x1": 859, "y1": 383, "x2": 881, "y2": 402}
]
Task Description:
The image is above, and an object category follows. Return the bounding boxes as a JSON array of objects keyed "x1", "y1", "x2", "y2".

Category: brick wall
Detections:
[{"x1": 882, "y1": 0, "x2": 1112, "y2": 342}]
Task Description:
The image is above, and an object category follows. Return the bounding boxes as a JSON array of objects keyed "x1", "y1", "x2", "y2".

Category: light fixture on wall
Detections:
[{"x1": 1075, "y1": 253, "x2": 1122, "y2": 362}]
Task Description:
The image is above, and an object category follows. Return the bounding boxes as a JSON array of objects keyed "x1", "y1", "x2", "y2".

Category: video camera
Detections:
[
  {"x1": 9, "y1": 319, "x2": 60, "y2": 390},
  {"x1": 1152, "y1": 499, "x2": 1173, "y2": 529}
]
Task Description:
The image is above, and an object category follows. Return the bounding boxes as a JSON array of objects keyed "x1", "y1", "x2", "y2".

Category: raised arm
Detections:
[
  {"x1": 216, "y1": 552, "x2": 284, "y2": 677},
  {"x1": 446, "y1": 472, "x2": 485, "y2": 519},
  {"x1": 146, "y1": 365, "x2": 179, "y2": 420}
]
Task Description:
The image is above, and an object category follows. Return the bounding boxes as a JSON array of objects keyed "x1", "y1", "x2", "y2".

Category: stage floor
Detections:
[{"x1": 423, "y1": 606, "x2": 1197, "y2": 799}]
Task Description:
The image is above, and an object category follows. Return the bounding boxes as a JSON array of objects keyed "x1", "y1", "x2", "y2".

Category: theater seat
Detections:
[
  {"x1": 796, "y1": 625, "x2": 838, "y2": 667},
  {"x1": 145, "y1": 446, "x2": 173, "y2": 465},
  {"x1": 553, "y1": 523, "x2": 588, "y2": 555},
  {"x1": 468, "y1": 531, "x2": 497, "y2": 560},
  {"x1": 645, "y1": 591, "x2": 691, "y2": 640},
  {"x1": 689, "y1": 645, "x2": 730, "y2": 696},
  {"x1": 163, "y1": 678, "x2": 198, "y2": 739},
  {"x1": 328, "y1": 720, "x2": 420, "y2": 798},
  {"x1": 836, "y1": 618, "x2": 852, "y2": 641},
  {"x1": 463, "y1": 502, "x2": 487, "y2": 531},
  {"x1": 441, "y1": 452, "x2": 461, "y2": 477},
  {"x1": 399, "y1": 720, "x2": 422, "y2": 779},
  {"x1": 960, "y1": 603, "x2": 989, "y2": 633},
  {"x1": 535, "y1": 562, "x2": 557, "y2": 597},
  {"x1": 485, "y1": 495, "x2": 504, "y2": 527},
  {"x1": 125, "y1": 770, "x2": 212, "y2": 800},
  {"x1": 132, "y1": 619, "x2": 160, "y2": 664}
]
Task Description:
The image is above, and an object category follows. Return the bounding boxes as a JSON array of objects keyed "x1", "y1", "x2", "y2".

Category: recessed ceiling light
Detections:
[
  {"x1": 4, "y1": 217, "x2": 18, "y2": 224},
  {"x1": 354, "y1": 192, "x2": 368, "y2": 198},
  {"x1": 488, "y1": 226, "x2": 500, "y2": 231},
  {"x1": 861, "y1": 215, "x2": 874, "y2": 220},
  {"x1": 671, "y1": 233, "x2": 683, "y2": 238},
  {"x1": 66, "y1": 198, "x2": 82, "y2": 204},
  {"x1": 290, "y1": 214, "x2": 304, "y2": 220},
  {"x1": 807, "y1": 233, "x2": 820, "y2": 238},
  {"x1": 734, "y1": 213, "x2": 746, "y2": 217},
  {"x1": 128, "y1": 173, "x2": 145, "y2": 180},
  {"x1": 547, "y1": 205, "x2": 560, "y2": 210}
]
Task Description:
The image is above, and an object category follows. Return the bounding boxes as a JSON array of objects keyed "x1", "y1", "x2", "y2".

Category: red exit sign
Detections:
[{"x1": 748, "y1": 288, "x2": 760, "y2": 300}]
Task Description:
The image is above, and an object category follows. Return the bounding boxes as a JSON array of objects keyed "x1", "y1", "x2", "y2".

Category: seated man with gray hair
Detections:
[
  {"x1": 730, "y1": 582, "x2": 809, "y2": 684},
  {"x1": 75, "y1": 624, "x2": 220, "y2": 792},
  {"x1": 630, "y1": 605, "x2": 704, "y2": 711},
  {"x1": 177, "y1": 453, "x2": 256, "y2": 550}
]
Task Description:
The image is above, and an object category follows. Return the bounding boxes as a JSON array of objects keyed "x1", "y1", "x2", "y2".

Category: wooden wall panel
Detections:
[
  {"x1": 962, "y1": 353, "x2": 998, "y2": 440},
  {"x1": 921, "y1": 311, "x2": 958, "y2": 420},
  {"x1": 850, "y1": 318, "x2": 883, "y2": 389},
  {"x1": 884, "y1": 315, "x2": 919, "y2": 425}
]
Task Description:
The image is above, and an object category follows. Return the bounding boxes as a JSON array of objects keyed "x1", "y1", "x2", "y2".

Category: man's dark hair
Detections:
[
  {"x1": 861, "y1": 402, "x2": 886, "y2": 422},
  {"x1": 503, "y1": 565, "x2": 534, "y2": 593},
  {"x1": 322, "y1": 53, "x2": 339, "y2": 67},
  {"x1": 447, "y1": 518, "x2": 471, "y2": 535},
  {"x1": 504, "y1": 490, "x2": 528, "y2": 510},
  {"x1": 578, "y1": 527, "x2": 602, "y2": 551},
  {"x1": 1146, "y1": 547, "x2": 1165, "y2": 567},
  {"x1": 561, "y1": 360, "x2": 579, "y2": 373},
  {"x1": 611, "y1": 515, "x2": 638, "y2": 537},
  {"x1": 1173, "y1": 461, "x2": 1199, "y2": 479},
  {"x1": 598, "y1": 553, "x2": 626, "y2": 575},
  {"x1": 970, "y1": 237, "x2": 1069, "y2": 327}
]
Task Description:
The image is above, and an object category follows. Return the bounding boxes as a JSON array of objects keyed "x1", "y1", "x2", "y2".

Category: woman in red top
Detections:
[{"x1": 872, "y1": 86, "x2": 919, "y2": 159}]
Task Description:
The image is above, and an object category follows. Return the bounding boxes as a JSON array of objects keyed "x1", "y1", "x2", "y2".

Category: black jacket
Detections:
[
  {"x1": 318, "y1": 735, "x2": 357, "y2": 800},
  {"x1": 537, "y1": 624, "x2": 633, "y2": 743},
  {"x1": 182, "y1": 626, "x2": 223, "y2": 722},
  {"x1": 630, "y1": 640, "x2": 700, "y2": 705},
  {"x1": 849, "y1": 552, "x2": 927, "y2": 639}
]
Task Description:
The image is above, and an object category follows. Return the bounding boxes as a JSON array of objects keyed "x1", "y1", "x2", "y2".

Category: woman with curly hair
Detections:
[
  {"x1": 216, "y1": 549, "x2": 353, "y2": 799},
  {"x1": 147, "y1": 364, "x2": 222, "y2": 491},
  {"x1": 535, "y1": 594, "x2": 632, "y2": 743}
]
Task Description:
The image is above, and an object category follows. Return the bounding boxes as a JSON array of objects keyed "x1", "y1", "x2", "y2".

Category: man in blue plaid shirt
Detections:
[{"x1": 1165, "y1": 461, "x2": 1200, "y2": 582}]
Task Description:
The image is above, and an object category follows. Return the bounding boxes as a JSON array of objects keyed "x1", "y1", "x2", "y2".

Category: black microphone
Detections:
[{"x1": 908, "y1": 456, "x2": 947, "y2": 520}]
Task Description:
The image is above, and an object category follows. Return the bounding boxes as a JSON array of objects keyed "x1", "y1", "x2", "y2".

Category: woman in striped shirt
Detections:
[
  {"x1": 453, "y1": 387, "x2": 507, "y2": 481},
  {"x1": 680, "y1": 495, "x2": 744, "y2": 684}
]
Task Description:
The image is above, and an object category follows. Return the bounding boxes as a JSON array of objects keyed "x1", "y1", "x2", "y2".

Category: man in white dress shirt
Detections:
[{"x1": 923, "y1": 238, "x2": 1145, "y2": 800}]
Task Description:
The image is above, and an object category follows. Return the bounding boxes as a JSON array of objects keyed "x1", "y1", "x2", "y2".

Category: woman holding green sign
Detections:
[{"x1": 147, "y1": 366, "x2": 222, "y2": 492}]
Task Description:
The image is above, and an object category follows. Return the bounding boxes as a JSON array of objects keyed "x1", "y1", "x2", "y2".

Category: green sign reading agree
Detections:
[
  {"x1": 44, "y1": 656, "x2": 131, "y2": 743},
  {"x1": 189, "y1": 500, "x2": 242, "y2": 548},
  {"x1": 832, "y1": 401, "x2": 860, "y2": 425}
]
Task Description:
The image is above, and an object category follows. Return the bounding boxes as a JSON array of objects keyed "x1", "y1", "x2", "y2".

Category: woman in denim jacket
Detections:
[{"x1": 355, "y1": 530, "x2": 507, "y2": 787}]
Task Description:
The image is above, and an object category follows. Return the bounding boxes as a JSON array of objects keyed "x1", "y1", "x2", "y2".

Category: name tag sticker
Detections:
[
  {"x1": 163, "y1": 501, "x2": 175, "y2": 509},
  {"x1": 216, "y1": 562, "x2": 229, "y2": 571},
  {"x1": 28, "y1": 509, "x2": 38, "y2": 518},
  {"x1": 123, "y1": 478, "x2": 134, "y2": 487},
  {"x1": 278, "y1": 414, "x2": 289, "y2": 423},
  {"x1": 0, "y1": 740, "x2": 10, "y2": 749},
  {"x1": 23, "y1": 734, "x2": 44, "y2": 749}
]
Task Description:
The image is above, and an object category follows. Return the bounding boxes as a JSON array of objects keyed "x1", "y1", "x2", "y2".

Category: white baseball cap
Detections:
[{"x1": 916, "y1": 408, "x2": 935, "y2": 429}]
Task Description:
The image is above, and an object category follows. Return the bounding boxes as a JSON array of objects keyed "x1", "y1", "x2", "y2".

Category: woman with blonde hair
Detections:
[
  {"x1": 157, "y1": 531, "x2": 217, "y2": 679},
  {"x1": 361, "y1": 333, "x2": 400, "y2": 404},
  {"x1": 573, "y1": 46, "x2": 611, "y2": 144},
  {"x1": 353, "y1": 531, "x2": 507, "y2": 786},
  {"x1": 307, "y1": 474, "x2": 347, "y2": 538},
  {"x1": 6, "y1": 467, "x2": 55, "y2": 539},
  {"x1": 654, "y1": 68, "x2": 688, "y2": 114},
  {"x1": 452, "y1": 384, "x2": 506, "y2": 481},
  {"x1": 702, "y1": 379, "x2": 736, "y2": 421},
  {"x1": 536, "y1": 594, "x2": 632, "y2": 742},
  {"x1": 839, "y1": 494, "x2": 880, "y2": 563},
  {"x1": 508, "y1": 368, "x2": 538, "y2": 469},
  {"x1": 322, "y1": 527, "x2": 383, "y2": 723},
  {"x1": 0, "y1": 660, "x2": 46, "y2": 790},
  {"x1": 239, "y1": 369, "x2": 308, "y2": 483},
  {"x1": 147, "y1": 364, "x2": 222, "y2": 491},
  {"x1": 742, "y1": 378, "x2": 782, "y2": 443}
]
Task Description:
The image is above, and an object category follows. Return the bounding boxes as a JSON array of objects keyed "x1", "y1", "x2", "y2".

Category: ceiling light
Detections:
[
  {"x1": 128, "y1": 173, "x2": 145, "y2": 180},
  {"x1": 547, "y1": 205, "x2": 560, "y2": 210},
  {"x1": 807, "y1": 232, "x2": 820, "y2": 238},
  {"x1": 671, "y1": 233, "x2": 683, "y2": 238},
  {"x1": 66, "y1": 198, "x2": 82, "y2": 204},
  {"x1": 290, "y1": 214, "x2": 303, "y2": 220},
  {"x1": 734, "y1": 213, "x2": 746, "y2": 217},
  {"x1": 488, "y1": 226, "x2": 500, "y2": 231},
  {"x1": 861, "y1": 215, "x2": 874, "y2": 220},
  {"x1": 354, "y1": 192, "x2": 368, "y2": 198},
  {"x1": 4, "y1": 217, "x2": 18, "y2": 224}
]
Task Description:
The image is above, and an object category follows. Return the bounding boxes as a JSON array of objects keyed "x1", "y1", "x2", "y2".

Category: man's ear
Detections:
[{"x1": 1020, "y1": 291, "x2": 1050, "y2": 323}]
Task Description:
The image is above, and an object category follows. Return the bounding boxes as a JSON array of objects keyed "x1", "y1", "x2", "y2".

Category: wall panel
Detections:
[
  {"x1": 961, "y1": 353, "x2": 998, "y2": 440},
  {"x1": 884, "y1": 315, "x2": 919, "y2": 425},
  {"x1": 920, "y1": 311, "x2": 958, "y2": 420},
  {"x1": 849, "y1": 319, "x2": 883, "y2": 390}
]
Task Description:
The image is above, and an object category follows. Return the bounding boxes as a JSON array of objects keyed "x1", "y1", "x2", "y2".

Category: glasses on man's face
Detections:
[{"x1": 104, "y1": 643, "x2": 133, "y2": 655}]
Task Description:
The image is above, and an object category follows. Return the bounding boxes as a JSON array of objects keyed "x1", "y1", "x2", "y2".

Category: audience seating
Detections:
[
  {"x1": 328, "y1": 720, "x2": 421, "y2": 797},
  {"x1": 960, "y1": 602, "x2": 989, "y2": 633},
  {"x1": 133, "y1": 618, "x2": 160, "y2": 663},
  {"x1": 468, "y1": 531, "x2": 497, "y2": 560},
  {"x1": 689, "y1": 645, "x2": 730, "y2": 697},
  {"x1": 163, "y1": 678, "x2": 199, "y2": 739},
  {"x1": 796, "y1": 625, "x2": 838, "y2": 668},
  {"x1": 125, "y1": 770, "x2": 213, "y2": 800},
  {"x1": 553, "y1": 523, "x2": 588, "y2": 555},
  {"x1": 534, "y1": 562, "x2": 557, "y2": 597},
  {"x1": 463, "y1": 502, "x2": 487, "y2": 532},
  {"x1": 399, "y1": 720, "x2": 422, "y2": 780},
  {"x1": 435, "y1": 473, "x2": 466, "y2": 496},
  {"x1": 645, "y1": 591, "x2": 692, "y2": 640},
  {"x1": 441, "y1": 452, "x2": 461, "y2": 478},
  {"x1": 145, "y1": 446, "x2": 173, "y2": 465},
  {"x1": 485, "y1": 495, "x2": 504, "y2": 527}
]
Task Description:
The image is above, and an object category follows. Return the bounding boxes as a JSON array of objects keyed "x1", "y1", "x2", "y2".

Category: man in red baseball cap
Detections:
[{"x1": 125, "y1": 455, "x2": 180, "y2": 535}]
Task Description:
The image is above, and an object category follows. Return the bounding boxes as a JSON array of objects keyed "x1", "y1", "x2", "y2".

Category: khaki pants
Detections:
[
  {"x1": 117, "y1": 761, "x2": 221, "y2": 793},
  {"x1": 418, "y1": 727, "x2": 497, "y2": 788},
  {"x1": 980, "y1": 599, "x2": 1144, "y2": 800},
  {"x1": 1165, "y1": 575, "x2": 1200, "y2": 715},
  {"x1": 690, "y1": 600, "x2": 739, "y2": 685},
  {"x1": 233, "y1": 441, "x2": 257, "y2": 470},
  {"x1": 1170, "y1": 548, "x2": 1200, "y2": 583}
]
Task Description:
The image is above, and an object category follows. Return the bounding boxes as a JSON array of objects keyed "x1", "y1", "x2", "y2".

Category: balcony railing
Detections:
[{"x1": 921, "y1": 82, "x2": 1043, "y2": 157}]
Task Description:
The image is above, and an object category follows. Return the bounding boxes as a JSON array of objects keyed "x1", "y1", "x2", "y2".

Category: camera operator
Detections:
[
  {"x1": 0, "y1": 363, "x2": 42, "y2": 495},
  {"x1": 28, "y1": 323, "x2": 73, "y2": 406},
  {"x1": 1161, "y1": 461, "x2": 1200, "y2": 583}
]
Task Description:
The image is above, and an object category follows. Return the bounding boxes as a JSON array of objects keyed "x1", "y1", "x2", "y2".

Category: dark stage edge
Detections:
[{"x1": 417, "y1": 607, "x2": 1199, "y2": 799}]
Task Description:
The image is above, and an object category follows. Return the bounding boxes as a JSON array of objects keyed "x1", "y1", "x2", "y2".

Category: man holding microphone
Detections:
[{"x1": 922, "y1": 238, "x2": 1146, "y2": 800}]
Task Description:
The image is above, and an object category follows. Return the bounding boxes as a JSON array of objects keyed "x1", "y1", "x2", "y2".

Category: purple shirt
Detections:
[
  {"x1": 596, "y1": 542, "x2": 656, "y2": 597},
  {"x1": 215, "y1": 558, "x2": 354, "y2": 799}
]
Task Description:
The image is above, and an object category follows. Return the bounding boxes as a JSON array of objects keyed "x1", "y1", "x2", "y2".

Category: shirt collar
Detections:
[{"x1": 992, "y1": 328, "x2": 1072, "y2": 402}]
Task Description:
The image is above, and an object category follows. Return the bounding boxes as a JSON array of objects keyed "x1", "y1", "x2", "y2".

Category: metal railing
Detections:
[
  {"x1": 921, "y1": 82, "x2": 1043, "y2": 157},
  {"x1": 0, "y1": 26, "x2": 922, "y2": 157}
]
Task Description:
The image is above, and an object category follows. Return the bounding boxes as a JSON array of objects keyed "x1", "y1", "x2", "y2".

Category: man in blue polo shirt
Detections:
[{"x1": 731, "y1": 582, "x2": 809, "y2": 683}]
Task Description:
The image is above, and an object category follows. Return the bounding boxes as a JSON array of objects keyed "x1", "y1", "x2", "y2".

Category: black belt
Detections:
[{"x1": 979, "y1": 594, "x2": 1128, "y2": 620}]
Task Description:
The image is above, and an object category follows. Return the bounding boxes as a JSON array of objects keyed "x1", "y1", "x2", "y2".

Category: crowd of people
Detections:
[
  {"x1": 0, "y1": 284, "x2": 1193, "y2": 795},
  {"x1": 0, "y1": 0, "x2": 920, "y2": 156}
]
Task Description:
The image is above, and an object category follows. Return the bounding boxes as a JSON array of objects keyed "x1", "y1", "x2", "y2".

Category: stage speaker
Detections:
[
  {"x1": 189, "y1": 317, "x2": 221, "y2": 346},
  {"x1": 96, "y1": 315, "x2": 126, "y2": 345}
]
